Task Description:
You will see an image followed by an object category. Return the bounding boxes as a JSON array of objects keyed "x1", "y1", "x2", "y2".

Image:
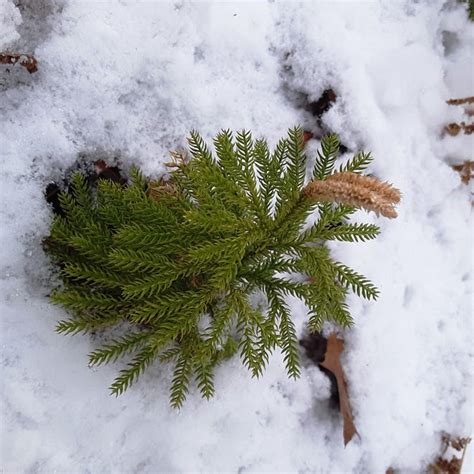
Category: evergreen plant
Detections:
[{"x1": 45, "y1": 127, "x2": 399, "y2": 407}]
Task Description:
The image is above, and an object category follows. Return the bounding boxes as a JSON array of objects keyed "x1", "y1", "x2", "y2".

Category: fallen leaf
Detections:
[
  {"x1": 0, "y1": 52, "x2": 38, "y2": 73},
  {"x1": 451, "y1": 161, "x2": 474, "y2": 185},
  {"x1": 303, "y1": 131, "x2": 314, "y2": 145},
  {"x1": 300, "y1": 332, "x2": 339, "y2": 409},
  {"x1": 320, "y1": 332, "x2": 358, "y2": 446}
]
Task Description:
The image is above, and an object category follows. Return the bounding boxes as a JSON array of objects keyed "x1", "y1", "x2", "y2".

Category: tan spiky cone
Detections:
[{"x1": 303, "y1": 172, "x2": 401, "y2": 218}]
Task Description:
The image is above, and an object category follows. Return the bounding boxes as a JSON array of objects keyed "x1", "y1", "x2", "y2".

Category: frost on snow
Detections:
[{"x1": 0, "y1": 0, "x2": 472, "y2": 473}]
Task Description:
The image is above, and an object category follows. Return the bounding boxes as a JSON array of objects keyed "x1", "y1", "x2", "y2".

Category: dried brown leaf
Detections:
[
  {"x1": 303, "y1": 131, "x2": 314, "y2": 147},
  {"x1": 0, "y1": 52, "x2": 38, "y2": 73},
  {"x1": 320, "y1": 332, "x2": 358, "y2": 446},
  {"x1": 450, "y1": 437, "x2": 471, "y2": 452},
  {"x1": 451, "y1": 161, "x2": 474, "y2": 185}
]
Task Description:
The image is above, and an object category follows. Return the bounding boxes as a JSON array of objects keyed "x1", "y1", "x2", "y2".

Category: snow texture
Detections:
[
  {"x1": 1, "y1": 0, "x2": 472, "y2": 472},
  {"x1": 0, "y1": 0, "x2": 20, "y2": 48}
]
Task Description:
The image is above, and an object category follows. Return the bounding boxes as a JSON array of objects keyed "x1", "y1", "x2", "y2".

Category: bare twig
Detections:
[{"x1": 446, "y1": 97, "x2": 474, "y2": 106}]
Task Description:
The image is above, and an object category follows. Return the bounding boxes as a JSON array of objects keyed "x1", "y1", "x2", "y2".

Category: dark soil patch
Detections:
[{"x1": 300, "y1": 332, "x2": 340, "y2": 409}]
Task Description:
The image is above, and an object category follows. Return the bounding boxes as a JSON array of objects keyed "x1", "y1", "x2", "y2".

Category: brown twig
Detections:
[
  {"x1": 0, "y1": 52, "x2": 38, "y2": 73},
  {"x1": 446, "y1": 97, "x2": 474, "y2": 106}
]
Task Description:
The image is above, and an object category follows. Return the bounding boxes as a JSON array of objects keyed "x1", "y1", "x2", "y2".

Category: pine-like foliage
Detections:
[{"x1": 45, "y1": 128, "x2": 391, "y2": 407}]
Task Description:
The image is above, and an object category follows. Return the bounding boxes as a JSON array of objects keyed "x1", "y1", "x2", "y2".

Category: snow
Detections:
[
  {"x1": 0, "y1": 0, "x2": 20, "y2": 48},
  {"x1": 1, "y1": 0, "x2": 472, "y2": 472}
]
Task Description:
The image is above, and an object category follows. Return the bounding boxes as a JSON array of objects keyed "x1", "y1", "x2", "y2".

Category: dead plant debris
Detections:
[
  {"x1": 446, "y1": 96, "x2": 474, "y2": 106},
  {"x1": 320, "y1": 332, "x2": 358, "y2": 446},
  {"x1": 0, "y1": 52, "x2": 38, "y2": 73},
  {"x1": 303, "y1": 130, "x2": 314, "y2": 146},
  {"x1": 300, "y1": 332, "x2": 339, "y2": 409},
  {"x1": 386, "y1": 436, "x2": 471, "y2": 474},
  {"x1": 445, "y1": 97, "x2": 474, "y2": 135},
  {"x1": 429, "y1": 435, "x2": 471, "y2": 474},
  {"x1": 451, "y1": 161, "x2": 474, "y2": 185},
  {"x1": 444, "y1": 122, "x2": 474, "y2": 136}
]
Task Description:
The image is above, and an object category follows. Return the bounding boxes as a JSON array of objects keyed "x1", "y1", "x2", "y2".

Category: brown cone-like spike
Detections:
[{"x1": 303, "y1": 172, "x2": 401, "y2": 218}]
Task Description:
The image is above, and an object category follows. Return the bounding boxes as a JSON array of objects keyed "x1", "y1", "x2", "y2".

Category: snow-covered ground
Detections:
[{"x1": 1, "y1": 0, "x2": 472, "y2": 472}]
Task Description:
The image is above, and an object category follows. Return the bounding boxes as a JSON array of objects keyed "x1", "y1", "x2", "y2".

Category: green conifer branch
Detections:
[
  {"x1": 313, "y1": 133, "x2": 339, "y2": 180},
  {"x1": 339, "y1": 151, "x2": 373, "y2": 174},
  {"x1": 110, "y1": 343, "x2": 161, "y2": 396},
  {"x1": 170, "y1": 349, "x2": 193, "y2": 408},
  {"x1": 89, "y1": 332, "x2": 152, "y2": 366},
  {"x1": 334, "y1": 263, "x2": 379, "y2": 300},
  {"x1": 45, "y1": 127, "x2": 398, "y2": 406},
  {"x1": 194, "y1": 357, "x2": 216, "y2": 400},
  {"x1": 315, "y1": 223, "x2": 380, "y2": 242}
]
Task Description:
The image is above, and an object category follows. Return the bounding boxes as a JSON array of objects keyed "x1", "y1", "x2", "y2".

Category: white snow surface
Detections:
[
  {"x1": 1, "y1": 0, "x2": 472, "y2": 472},
  {"x1": 0, "y1": 0, "x2": 20, "y2": 48}
]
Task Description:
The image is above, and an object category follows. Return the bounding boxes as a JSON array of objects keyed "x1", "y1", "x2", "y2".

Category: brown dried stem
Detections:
[{"x1": 446, "y1": 97, "x2": 474, "y2": 106}]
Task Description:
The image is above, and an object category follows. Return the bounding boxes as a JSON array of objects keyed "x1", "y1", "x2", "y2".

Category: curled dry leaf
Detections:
[{"x1": 321, "y1": 332, "x2": 358, "y2": 446}]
